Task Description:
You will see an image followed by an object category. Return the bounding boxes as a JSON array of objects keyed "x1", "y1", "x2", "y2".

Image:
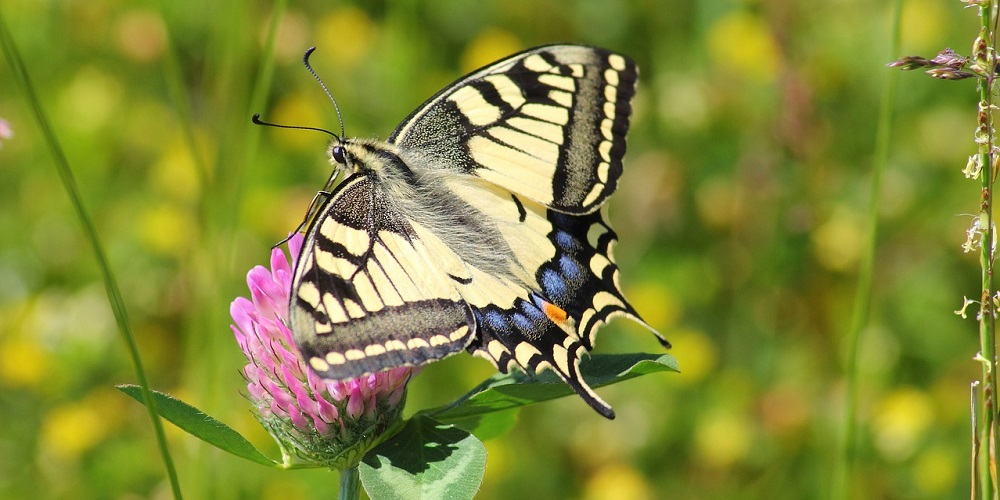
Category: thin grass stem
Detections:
[
  {"x1": 830, "y1": 1, "x2": 902, "y2": 498},
  {"x1": 977, "y1": 3, "x2": 1000, "y2": 498},
  {"x1": 0, "y1": 8, "x2": 182, "y2": 500}
]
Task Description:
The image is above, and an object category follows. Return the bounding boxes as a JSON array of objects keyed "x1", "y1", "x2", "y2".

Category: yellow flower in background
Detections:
[
  {"x1": 872, "y1": 387, "x2": 935, "y2": 461},
  {"x1": 461, "y1": 29, "x2": 521, "y2": 74},
  {"x1": 269, "y1": 93, "x2": 326, "y2": 151},
  {"x1": 913, "y1": 445, "x2": 959, "y2": 495},
  {"x1": 149, "y1": 135, "x2": 204, "y2": 203},
  {"x1": 812, "y1": 207, "x2": 864, "y2": 272},
  {"x1": 317, "y1": 6, "x2": 377, "y2": 68},
  {"x1": 583, "y1": 463, "x2": 654, "y2": 500},
  {"x1": 56, "y1": 66, "x2": 123, "y2": 134},
  {"x1": 625, "y1": 281, "x2": 681, "y2": 334},
  {"x1": 41, "y1": 404, "x2": 106, "y2": 461},
  {"x1": 694, "y1": 408, "x2": 754, "y2": 468},
  {"x1": 141, "y1": 130, "x2": 205, "y2": 258},
  {"x1": 900, "y1": 0, "x2": 950, "y2": 53},
  {"x1": 40, "y1": 388, "x2": 126, "y2": 461},
  {"x1": 139, "y1": 130, "x2": 209, "y2": 257},
  {"x1": 664, "y1": 328, "x2": 717, "y2": 385},
  {"x1": 139, "y1": 204, "x2": 195, "y2": 257},
  {"x1": 0, "y1": 336, "x2": 50, "y2": 388},
  {"x1": 706, "y1": 11, "x2": 780, "y2": 84}
]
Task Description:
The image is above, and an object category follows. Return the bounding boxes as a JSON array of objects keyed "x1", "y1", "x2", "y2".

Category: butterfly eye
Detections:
[{"x1": 331, "y1": 145, "x2": 347, "y2": 164}]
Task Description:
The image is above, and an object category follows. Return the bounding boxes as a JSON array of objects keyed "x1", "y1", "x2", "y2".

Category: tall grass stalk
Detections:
[
  {"x1": 974, "y1": 2, "x2": 1000, "y2": 498},
  {"x1": 830, "y1": 1, "x2": 902, "y2": 498},
  {"x1": 886, "y1": 1, "x2": 1000, "y2": 496},
  {"x1": 151, "y1": 1, "x2": 286, "y2": 496},
  {"x1": 234, "y1": 0, "x2": 286, "y2": 243},
  {"x1": 0, "y1": 8, "x2": 183, "y2": 500}
]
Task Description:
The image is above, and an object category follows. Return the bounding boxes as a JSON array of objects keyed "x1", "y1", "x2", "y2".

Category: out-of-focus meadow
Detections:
[{"x1": 0, "y1": 0, "x2": 984, "y2": 498}]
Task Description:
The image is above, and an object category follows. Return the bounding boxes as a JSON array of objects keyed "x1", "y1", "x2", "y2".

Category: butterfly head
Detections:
[
  {"x1": 327, "y1": 140, "x2": 352, "y2": 176},
  {"x1": 327, "y1": 139, "x2": 388, "y2": 179},
  {"x1": 330, "y1": 139, "x2": 409, "y2": 181},
  {"x1": 330, "y1": 143, "x2": 347, "y2": 165}
]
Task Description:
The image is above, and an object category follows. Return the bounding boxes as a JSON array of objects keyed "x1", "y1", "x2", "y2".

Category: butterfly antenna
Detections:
[
  {"x1": 303, "y1": 47, "x2": 346, "y2": 140},
  {"x1": 251, "y1": 114, "x2": 340, "y2": 140}
]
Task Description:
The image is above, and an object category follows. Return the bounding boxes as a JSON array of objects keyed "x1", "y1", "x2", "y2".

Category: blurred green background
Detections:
[{"x1": 0, "y1": 0, "x2": 984, "y2": 498}]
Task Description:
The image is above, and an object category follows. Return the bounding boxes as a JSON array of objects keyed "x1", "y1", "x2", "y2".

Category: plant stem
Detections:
[
  {"x1": 0, "y1": 7, "x2": 182, "y2": 499},
  {"x1": 978, "y1": 3, "x2": 1000, "y2": 498},
  {"x1": 340, "y1": 466, "x2": 362, "y2": 500},
  {"x1": 830, "y1": 1, "x2": 901, "y2": 498}
]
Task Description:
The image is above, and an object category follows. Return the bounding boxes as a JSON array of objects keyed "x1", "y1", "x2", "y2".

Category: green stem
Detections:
[
  {"x1": 977, "y1": 3, "x2": 1000, "y2": 498},
  {"x1": 830, "y1": 1, "x2": 901, "y2": 498},
  {"x1": 0, "y1": 8, "x2": 182, "y2": 500},
  {"x1": 340, "y1": 466, "x2": 362, "y2": 500}
]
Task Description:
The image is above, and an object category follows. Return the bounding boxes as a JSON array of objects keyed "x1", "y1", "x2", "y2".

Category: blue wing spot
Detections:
[
  {"x1": 481, "y1": 309, "x2": 507, "y2": 330},
  {"x1": 541, "y1": 268, "x2": 568, "y2": 299},
  {"x1": 559, "y1": 254, "x2": 583, "y2": 279},
  {"x1": 523, "y1": 307, "x2": 546, "y2": 326},
  {"x1": 512, "y1": 312, "x2": 536, "y2": 333},
  {"x1": 554, "y1": 230, "x2": 578, "y2": 251}
]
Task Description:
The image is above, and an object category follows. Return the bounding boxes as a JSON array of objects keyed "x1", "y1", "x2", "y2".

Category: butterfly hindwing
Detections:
[
  {"x1": 447, "y1": 178, "x2": 650, "y2": 417},
  {"x1": 389, "y1": 44, "x2": 638, "y2": 215},
  {"x1": 289, "y1": 173, "x2": 476, "y2": 379}
]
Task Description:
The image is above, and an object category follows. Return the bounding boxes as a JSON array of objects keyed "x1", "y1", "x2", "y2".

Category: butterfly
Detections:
[{"x1": 273, "y1": 44, "x2": 667, "y2": 419}]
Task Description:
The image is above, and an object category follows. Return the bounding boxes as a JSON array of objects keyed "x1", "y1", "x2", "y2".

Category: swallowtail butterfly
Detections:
[{"x1": 272, "y1": 44, "x2": 667, "y2": 419}]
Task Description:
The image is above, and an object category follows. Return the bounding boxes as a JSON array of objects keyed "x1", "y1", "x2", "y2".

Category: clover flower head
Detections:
[{"x1": 230, "y1": 233, "x2": 412, "y2": 469}]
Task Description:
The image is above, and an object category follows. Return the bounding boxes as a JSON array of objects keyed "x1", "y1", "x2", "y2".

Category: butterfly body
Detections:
[{"x1": 286, "y1": 45, "x2": 665, "y2": 419}]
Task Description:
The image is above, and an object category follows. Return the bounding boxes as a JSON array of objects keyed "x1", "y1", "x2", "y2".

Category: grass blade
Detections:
[
  {"x1": 0, "y1": 9, "x2": 183, "y2": 499},
  {"x1": 831, "y1": 0, "x2": 902, "y2": 497}
]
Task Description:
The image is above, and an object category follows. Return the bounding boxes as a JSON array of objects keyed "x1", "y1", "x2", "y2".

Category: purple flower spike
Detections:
[{"x1": 230, "y1": 234, "x2": 413, "y2": 469}]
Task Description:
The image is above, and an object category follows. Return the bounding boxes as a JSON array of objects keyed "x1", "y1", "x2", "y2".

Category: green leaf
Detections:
[
  {"x1": 117, "y1": 385, "x2": 277, "y2": 467},
  {"x1": 360, "y1": 415, "x2": 486, "y2": 500},
  {"x1": 446, "y1": 408, "x2": 519, "y2": 441},
  {"x1": 426, "y1": 353, "x2": 678, "y2": 423}
]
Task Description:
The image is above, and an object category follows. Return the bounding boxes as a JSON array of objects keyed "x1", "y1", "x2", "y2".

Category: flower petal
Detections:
[
  {"x1": 287, "y1": 233, "x2": 304, "y2": 263},
  {"x1": 230, "y1": 297, "x2": 256, "y2": 339}
]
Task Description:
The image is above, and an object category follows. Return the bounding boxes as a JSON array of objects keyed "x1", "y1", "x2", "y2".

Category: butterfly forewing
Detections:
[
  {"x1": 289, "y1": 174, "x2": 476, "y2": 379},
  {"x1": 389, "y1": 45, "x2": 637, "y2": 215}
]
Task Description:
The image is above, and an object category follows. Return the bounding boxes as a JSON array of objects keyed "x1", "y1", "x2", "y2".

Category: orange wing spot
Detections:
[{"x1": 543, "y1": 301, "x2": 568, "y2": 324}]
